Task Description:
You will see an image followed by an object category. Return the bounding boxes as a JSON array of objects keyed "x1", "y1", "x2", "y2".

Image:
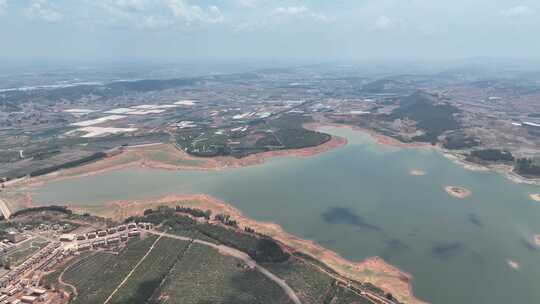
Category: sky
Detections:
[{"x1": 1, "y1": 0, "x2": 540, "y2": 64}]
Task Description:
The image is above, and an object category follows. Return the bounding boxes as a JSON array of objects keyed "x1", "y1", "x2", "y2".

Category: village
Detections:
[{"x1": 0, "y1": 220, "x2": 154, "y2": 304}]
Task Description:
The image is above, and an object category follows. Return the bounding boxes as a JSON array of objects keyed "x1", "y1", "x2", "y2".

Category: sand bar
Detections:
[{"x1": 445, "y1": 186, "x2": 472, "y2": 199}]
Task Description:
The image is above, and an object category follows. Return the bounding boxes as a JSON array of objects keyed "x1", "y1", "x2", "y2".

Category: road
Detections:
[
  {"x1": 147, "y1": 230, "x2": 302, "y2": 304},
  {"x1": 0, "y1": 197, "x2": 11, "y2": 219},
  {"x1": 58, "y1": 258, "x2": 83, "y2": 298},
  {"x1": 103, "y1": 233, "x2": 164, "y2": 304}
]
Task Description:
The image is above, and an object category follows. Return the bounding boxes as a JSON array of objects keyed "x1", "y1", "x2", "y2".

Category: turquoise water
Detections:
[{"x1": 30, "y1": 127, "x2": 540, "y2": 304}]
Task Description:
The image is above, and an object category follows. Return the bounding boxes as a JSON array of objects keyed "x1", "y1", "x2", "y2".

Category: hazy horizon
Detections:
[{"x1": 1, "y1": 0, "x2": 540, "y2": 64}]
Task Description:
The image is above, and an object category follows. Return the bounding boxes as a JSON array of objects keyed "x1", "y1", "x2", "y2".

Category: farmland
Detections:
[
  {"x1": 156, "y1": 243, "x2": 294, "y2": 304},
  {"x1": 62, "y1": 235, "x2": 158, "y2": 304},
  {"x1": 107, "y1": 237, "x2": 191, "y2": 304},
  {"x1": 44, "y1": 209, "x2": 378, "y2": 304},
  {"x1": 263, "y1": 258, "x2": 334, "y2": 304}
]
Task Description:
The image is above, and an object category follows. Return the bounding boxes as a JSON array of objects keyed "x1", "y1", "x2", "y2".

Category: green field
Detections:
[
  {"x1": 63, "y1": 235, "x2": 158, "y2": 304},
  {"x1": 55, "y1": 210, "x2": 376, "y2": 304},
  {"x1": 156, "y1": 243, "x2": 293, "y2": 304},
  {"x1": 329, "y1": 285, "x2": 374, "y2": 304},
  {"x1": 108, "y1": 237, "x2": 191, "y2": 304},
  {"x1": 264, "y1": 258, "x2": 334, "y2": 304},
  {"x1": 58, "y1": 237, "x2": 295, "y2": 304},
  {"x1": 145, "y1": 149, "x2": 206, "y2": 167}
]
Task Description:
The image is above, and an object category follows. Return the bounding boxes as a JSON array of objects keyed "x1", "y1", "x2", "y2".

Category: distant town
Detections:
[{"x1": 1, "y1": 65, "x2": 540, "y2": 185}]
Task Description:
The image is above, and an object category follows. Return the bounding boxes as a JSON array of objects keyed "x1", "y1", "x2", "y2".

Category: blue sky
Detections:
[{"x1": 1, "y1": 0, "x2": 539, "y2": 64}]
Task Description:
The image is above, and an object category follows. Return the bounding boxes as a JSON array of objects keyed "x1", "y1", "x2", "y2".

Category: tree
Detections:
[{"x1": 249, "y1": 238, "x2": 290, "y2": 263}]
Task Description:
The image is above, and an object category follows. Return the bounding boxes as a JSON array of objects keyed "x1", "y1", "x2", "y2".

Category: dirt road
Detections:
[{"x1": 103, "y1": 233, "x2": 164, "y2": 304}]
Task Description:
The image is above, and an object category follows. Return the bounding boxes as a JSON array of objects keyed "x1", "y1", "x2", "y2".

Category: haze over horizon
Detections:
[{"x1": 1, "y1": 0, "x2": 540, "y2": 65}]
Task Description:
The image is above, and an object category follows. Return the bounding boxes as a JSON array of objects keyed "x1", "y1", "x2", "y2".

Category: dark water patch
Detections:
[
  {"x1": 407, "y1": 228, "x2": 420, "y2": 238},
  {"x1": 469, "y1": 251, "x2": 484, "y2": 265},
  {"x1": 384, "y1": 238, "x2": 410, "y2": 252},
  {"x1": 321, "y1": 207, "x2": 381, "y2": 231},
  {"x1": 319, "y1": 239, "x2": 337, "y2": 247},
  {"x1": 520, "y1": 237, "x2": 538, "y2": 252},
  {"x1": 431, "y1": 242, "x2": 464, "y2": 259},
  {"x1": 468, "y1": 213, "x2": 483, "y2": 228},
  {"x1": 381, "y1": 238, "x2": 410, "y2": 260}
]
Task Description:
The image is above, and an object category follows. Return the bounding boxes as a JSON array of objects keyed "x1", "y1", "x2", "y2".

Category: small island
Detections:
[
  {"x1": 410, "y1": 170, "x2": 426, "y2": 176},
  {"x1": 530, "y1": 194, "x2": 540, "y2": 203},
  {"x1": 445, "y1": 186, "x2": 472, "y2": 199},
  {"x1": 507, "y1": 259, "x2": 521, "y2": 270},
  {"x1": 535, "y1": 235, "x2": 540, "y2": 246}
]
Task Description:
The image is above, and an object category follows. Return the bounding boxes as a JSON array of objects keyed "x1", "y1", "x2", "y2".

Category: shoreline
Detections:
[
  {"x1": 5, "y1": 122, "x2": 537, "y2": 303},
  {"x1": 310, "y1": 121, "x2": 540, "y2": 185},
  {"x1": 12, "y1": 131, "x2": 347, "y2": 189},
  {"x1": 440, "y1": 151, "x2": 540, "y2": 186},
  {"x1": 7, "y1": 121, "x2": 539, "y2": 190},
  {"x1": 67, "y1": 193, "x2": 427, "y2": 304}
]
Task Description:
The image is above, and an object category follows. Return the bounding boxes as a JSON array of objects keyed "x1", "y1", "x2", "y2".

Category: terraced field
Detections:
[{"x1": 155, "y1": 243, "x2": 294, "y2": 304}]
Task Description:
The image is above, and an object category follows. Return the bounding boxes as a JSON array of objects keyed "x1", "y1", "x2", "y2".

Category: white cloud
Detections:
[
  {"x1": 140, "y1": 15, "x2": 173, "y2": 29},
  {"x1": 272, "y1": 5, "x2": 330, "y2": 22},
  {"x1": 96, "y1": 0, "x2": 147, "y2": 23},
  {"x1": 109, "y1": 0, "x2": 146, "y2": 12},
  {"x1": 371, "y1": 16, "x2": 396, "y2": 31},
  {"x1": 208, "y1": 6, "x2": 224, "y2": 23},
  {"x1": 236, "y1": 0, "x2": 260, "y2": 8},
  {"x1": 0, "y1": 0, "x2": 7, "y2": 15},
  {"x1": 165, "y1": 0, "x2": 224, "y2": 24},
  {"x1": 26, "y1": 0, "x2": 63, "y2": 22},
  {"x1": 273, "y1": 6, "x2": 309, "y2": 16},
  {"x1": 500, "y1": 5, "x2": 535, "y2": 18}
]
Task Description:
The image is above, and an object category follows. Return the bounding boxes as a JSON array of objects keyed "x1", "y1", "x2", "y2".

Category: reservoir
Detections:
[{"x1": 29, "y1": 127, "x2": 540, "y2": 304}]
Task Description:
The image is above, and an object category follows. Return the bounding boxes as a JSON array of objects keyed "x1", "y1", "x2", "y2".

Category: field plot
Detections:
[
  {"x1": 107, "y1": 237, "x2": 191, "y2": 304},
  {"x1": 155, "y1": 243, "x2": 294, "y2": 304},
  {"x1": 264, "y1": 258, "x2": 334, "y2": 304},
  {"x1": 62, "y1": 235, "x2": 157, "y2": 304},
  {"x1": 5, "y1": 237, "x2": 49, "y2": 267},
  {"x1": 143, "y1": 147, "x2": 206, "y2": 167},
  {"x1": 329, "y1": 286, "x2": 373, "y2": 304}
]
